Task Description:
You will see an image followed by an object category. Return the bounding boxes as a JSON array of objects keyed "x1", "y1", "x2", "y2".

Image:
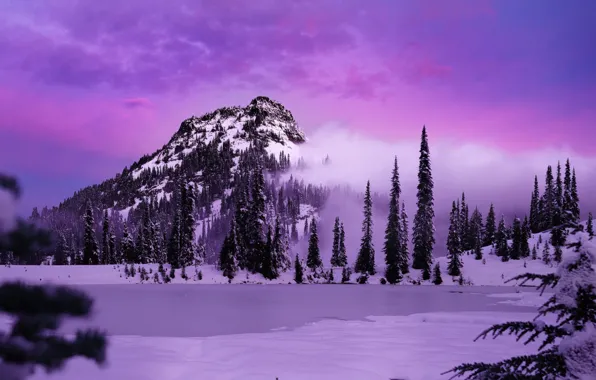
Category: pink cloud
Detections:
[
  {"x1": 0, "y1": 85, "x2": 166, "y2": 157},
  {"x1": 122, "y1": 97, "x2": 153, "y2": 109}
]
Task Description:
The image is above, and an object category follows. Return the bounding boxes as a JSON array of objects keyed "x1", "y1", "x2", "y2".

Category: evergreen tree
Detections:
[
  {"x1": 167, "y1": 193, "x2": 182, "y2": 268},
  {"x1": 54, "y1": 232, "x2": 69, "y2": 265},
  {"x1": 306, "y1": 217, "x2": 322, "y2": 270},
  {"x1": 303, "y1": 218, "x2": 309, "y2": 239},
  {"x1": 555, "y1": 161, "x2": 563, "y2": 211},
  {"x1": 399, "y1": 201, "x2": 409, "y2": 274},
  {"x1": 542, "y1": 240, "x2": 551, "y2": 265},
  {"x1": 445, "y1": 251, "x2": 596, "y2": 379},
  {"x1": 483, "y1": 203, "x2": 496, "y2": 246},
  {"x1": 180, "y1": 184, "x2": 197, "y2": 267},
  {"x1": 355, "y1": 181, "x2": 375, "y2": 275},
  {"x1": 562, "y1": 159, "x2": 573, "y2": 224},
  {"x1": 219, "y1": 219, "x2": 238, "y2": 280},
  {"x1": 531, "y1": 245, "x2": 538, "y2": 260},
  {"x1": 510, "y1": 217, "x2": 523, "y2": 260},
  {"x1": 338, "y1": 222, "x2": 347, "y2": 267},
  {"x1": 290, "y1": 222, "x2": 299, "y2": 242},
  {"x1": 272, "y1": 217, "x2": 290, "y2": 272},
  {"x1": 530, "y1": 175, "x2": 541, "y2": 233},
  {"x1": 431, "y1": 262, "x2": 443, "y2": 285},
  {"x1": 447, "y1": 201, "x2": 462, "y2": 276},
  {"x1": 294, "y1": 254, "x2": 303, "y2": 284},
  {"x1": 474, "y1": 238, "x2": 483, "y2": 260},
  {"x1": 101, "y1": 210, "x2": 110, "y2": 265},
  {"x1": 412, "y1": 126, "x2": 435, "y2": 273},
  {"x1": 587, "y1": 212, "x2": 594, "y2": 237},
  {"x1": 541, "y1": 165, "x2": 556, "y2": 230},
  {"x1": 553, "y1": 245, "x2": 563, "y2": 263},
  {"x1": 467, "y1": 207, "x2": 483, "y2": 254},
  {"x1": 383, "y1": 159, "x2": 402, "y2": 284},
  {"x1": 109, "y1": 231, "x2": 117, "y2": 264},
  {"x1": 495, "y1": 216, "x2": 509, "y2": 261},
  {"x1": 83, "y1": 201, "x2": 99, "y2": 265},
  {"x1": 520, "y1": 217, "x2": 531, "y2": 258},
  {"x1": 571, "y1": 168, "x2": 580, "y2": 223},
  {"x1": 459, "y1": 193, "x2": 470, "y2": 251},
  {"x1": 261, "y1": 226, "x2": 278, "y2": 280},
  {"x1": 121, "y1": 224, "x2": 135, "y2": 264},
  {"x1": 330, "y1": 217, "x2": 342, "y2": 267}
]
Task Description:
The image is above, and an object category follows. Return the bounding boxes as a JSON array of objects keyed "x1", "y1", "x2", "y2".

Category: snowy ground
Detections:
[{"x1": 30, "y1": 310, "x2": 547, "y2": 380}]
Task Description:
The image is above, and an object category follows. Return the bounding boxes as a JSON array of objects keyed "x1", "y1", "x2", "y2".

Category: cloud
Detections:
[
  {"x1": 123, "y1": 97, "x2": 153, "y2": 109},
  {"x1": 289, "y1": 124, "x2": 596, "y2": 259}
]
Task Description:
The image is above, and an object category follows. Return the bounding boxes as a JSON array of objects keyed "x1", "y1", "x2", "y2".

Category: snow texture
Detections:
[
  {"x1": 28, "y1": 312, "x2": 542, "y2": 380},
  {"x1": 558, "y1": 323, "x2": 596, "y2": 379}
]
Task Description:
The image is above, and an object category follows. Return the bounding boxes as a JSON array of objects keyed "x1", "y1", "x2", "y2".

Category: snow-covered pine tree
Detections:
[
  {"x1": 530, "y1": 175, "x2": 541, "y2": 233},
  {"x1": 338, "y1": 222, "x2": 348, "y2": 267},
  {"x1": 330, "y1": 217, "x2": 342, "y2": 267},
  {"x1": 54, "y1": 232, "x2": 68, "y2": 265},
  {"x1": 542, "y1": 240, "x2": 552, "y2": 265},
  {"x1": 445, "y1": 250, "x2": 596, "y2": 379},
  {"x1": 531, "y1": 245, "x2": 538, "y2": 260},
  {"x1": 167, "y1": 197, "x2": 182, "y2": 268},
  {"x1": 432, "y1": 262, "x2": 443, "y2": 285},
  {"x1": 587, "y1": 212, "x2": 594, "y2": 238},
  {"x1": 109, "y1": 231, "x2": 117, "y2": 264},
  {"x1": 541, "y1": 165, "x2": 556, "y2": 230},
  {"x1": 101, "y1": 210, "x2": 111, "y2": 265},
  {"x1": 555, "y1": 161, "x2": 563, "y2": 216},
  {"x1": 219, "y1": 219, "x2": 238, "y2": 280},
  {"x1": 521, "y1": 217, "x2": 531, "y2": 258},
  {"x1": 412, "y1": 126, "x2": 435, "y2": 273},
  {"x1": 306, "y1": 217, "x2": 322, "y2": 270},
  {"x1": 356, "y1": 181, "x2": 375, "y2": 275},
  {"x1": 474, "y1": 239, "x2": 483, "y2": 260},
  {"x1": 294, "y1": 254, "x2": 304, "y2": 284},
  {"x1": 468, "y1": 207, "x2": 483, "y2": 255},
  {"x1": 83, "y1": 201, "x2": 99, "y2": 265},
  {"x1": 459, "y1": 193, "x2": 470, "y2": 251},
  {"x1": 180, "y1": 184, "x2": 197, "y2": 267},
  {"x1": 303, "y1": 218, "x2": 309, "y2": 239},
  {"x1": 121, "y1": 223, "x2": 136, "y2": 264},
  {"x1": 399, "y1": 201, "x2": 409, "y2": 274},
  {"x1": 571, "y1": 168, "x2": 580, "y2": 223},
  {"x1": 447, "y1": 201, "x2": 463, "y2": 276},
  {"x1": 273, "y1": 216, "x2": 290, "y2": 272},
  {"x1": 483, "y1": 203, "x2": 496, "y2": 246},
  {"x1": 261, "y1": 226, "x2": 278, "y2": 280},
  {"x1": 384, "y1": 158, "x2": 402, "y2": 284},
  {"x1": 290, "y1": 221, "x2": 299, "y2": 242},
  {"x1": 510, "y1": 217, "x2": 523, "y2": 260},
  {"x1": 563, "y1": 158, "x2": 573, "y2": 225},
  {"x1": 495, "y1": 216, "x2": 509, "y2": 261}
]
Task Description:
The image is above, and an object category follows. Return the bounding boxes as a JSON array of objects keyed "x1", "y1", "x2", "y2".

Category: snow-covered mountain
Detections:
[
  {"x1": 131, "y1": 96, "x2": 305, "y2": 181},
  {"x1": 24, "y1": 96, "x2": 326, "y2": 266}
]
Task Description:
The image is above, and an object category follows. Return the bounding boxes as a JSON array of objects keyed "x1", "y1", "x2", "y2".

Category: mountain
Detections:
[{"x1": 20, "y1": 96, "x2": 328, "y2": 268}]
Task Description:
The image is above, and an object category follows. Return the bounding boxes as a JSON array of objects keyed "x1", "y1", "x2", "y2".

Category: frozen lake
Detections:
[{"x1": 64, "y1": 284, "x2": 538, "y2": 337}]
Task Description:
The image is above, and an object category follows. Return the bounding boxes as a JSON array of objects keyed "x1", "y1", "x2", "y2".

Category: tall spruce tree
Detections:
[
  {"x1": 54, "y1": 232, "x2": 68, "y2": 265},
  {"x1": 562, "y1": 159, "x2": 573, "y2": 224},
  {"x1": 83, "y1": 201, "x2": 99, "y2": 265},
  {"x1": 261, "y1": 226, "x2": 278, "y2": 280},
  {"x1": 355, "y1": 181, "x2": 375, "y2": 275},
  {"x1": 306, "y1": 217, "x2": 322, "y2": 270},
  {"x1": 530, "y1": 175, "x2": 541, "y2": 233},
  {"x1": 383, "y1": 158, "x2": 402, "y2": 284},
  {"x1": 247, "y1": 165, "x2": 266, "y2": 272},
  {"x1": 483, "y1": 203, "x2": 496, "y2": 246},
  {"x1": 101, "y1": 210, "x2": 110, "y2": 265},
  {"x1": 180, "y1": 184, "x2": 197, "y2": 267},
  {"x1": 521, "y1": 216, "x2": 531, "y2": 258},
  {"x1": 412, "y1": 126, "x2": 435, "y2": 273},
  {"x1": 338, "y1": 222, "x2": 347, "y2": 267},
  {"x1": 294, "y1": 254, "x2": 304, "y2": 284},
  {"x1": 399, "y1": 201, "x2": 409, "y2": 274},
  {"x1": 121, "y1": 224, "x2": 135, "y2": 263},
  {"x1": 459, "y1": 193, "x2": 470, "y2": 251},
  {"x1": 555, "y1": 161, "x2": 563, "y2": 214},
  {"x1": 467, "y1": 207, "x2": 483, "y2": 254},
  {"x1": 219, "y1": 219, "x2": 238, "y2": 280},
  {"x1": 587, "y1": 212, "x2": 594, "y2": 237},
  {"x1": 571, "y1": 168, "x2": 580, "y2": 223},
  {"x1": 432, "y1": 262, "x2": 443, "y2": 285},
  {"x1": 330, "y1": 217, "x2": 342, "y2": 267},
  {"x1": 495, "y1": 215, "x2": 509, "y2": 260},
  {"x1": 510, "y1": 217, "x2": 523, "y2": 260},
  {"x1": 542, "y1": 165, "x2": 556, "y2": 230},
  {"x1": 447, "y1": 201, "x2": 463, "y2": 276}
]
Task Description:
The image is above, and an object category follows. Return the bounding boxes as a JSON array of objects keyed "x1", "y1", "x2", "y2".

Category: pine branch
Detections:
[
  {"x1": 443, "y1": 349, "x2": 567, "y2": 379},
  {"x1": 505, "y1": 272, "x2": 559, "y2": 294},
  {"x1": 474, "y1": 321, "x2": 567, "y2": 350}
]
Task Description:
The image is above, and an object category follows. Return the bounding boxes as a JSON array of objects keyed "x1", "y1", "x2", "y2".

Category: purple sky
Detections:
[{"x1": 1, "y1": 0, "x2": 596, "y2": 214}]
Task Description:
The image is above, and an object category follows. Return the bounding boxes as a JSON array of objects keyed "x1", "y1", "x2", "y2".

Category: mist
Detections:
[
  {"x1": 289, "y1": 124, "x2": 596, "y2": 261},
  {"x1": 0, "y1": 188, "x2": 16, "y2": 233}
]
